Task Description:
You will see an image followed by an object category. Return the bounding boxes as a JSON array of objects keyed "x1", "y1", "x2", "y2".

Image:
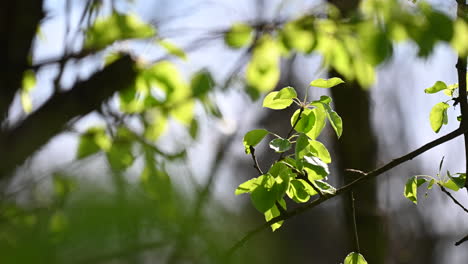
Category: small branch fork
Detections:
[{"x1": 227, "y1": 127, "x2": 467, "y2": 256}]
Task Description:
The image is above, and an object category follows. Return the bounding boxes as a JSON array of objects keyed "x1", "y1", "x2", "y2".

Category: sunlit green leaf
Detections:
[
  {"x1": 77, "y1": 127, "x2": 111, "y2": 159},
  {"x1": 158, "y1": 39, "x2": 187, "y2": 60},
  {"x1": 310, "y1": 77, "x2": 344, "y2": 88},
  {"x1": 144, "y1": 111, "x2": 168, "y2": 141},
  {"x1": 429, "y1": 102, "x2": 449, "y2": 133},
  {"x1": 424, "y1": 81, "x2": 447, "y2": 94},
  {"x1": 246, "y1": 35, "x2": 280, "y2": 93},
  {"x1": 280, "y1": 16, "x2": 316, "y2": 53},
  {"x1": 287, "y1": 179, "x2": 310, "y2": 203},
  {"x1": 250, "y1": 175, "x2": 278, "y2": 213},
  {"x1": 307, "y1": 107, "x2": 326, "y2": 140},
  {"x1": 269, "y1": 138, "x2": 292, "y2": 153},
  {"x1": 290, "y1": 108, "x2": 315, "y2": 134},
  {"x1": 308, "y1": 140, "x2": 331, "y2": 163},
  {"x1": 85, "y1": 12, "x2": 156, "y2": 50},
  {"x1": 295, "y1": 133, "x2": 309, "y2": 160},
  {"x1": 225, "y1": 23, "x2": 253, "y2": 49},
  {"x1": 344, "y1": 252, "x2": 368, "y2": 264},
  {"x1": 21, "y1": 70, "x2": 36, "y2": 113},
  {"x1": 262, "y1": 86, "x2": 297, "y2": 110},
  {"x1": 404, "y1": 176, "x2": 426, "y2": 204},
  {"x1": 243, "y1": 129, "x2": 269, "y2": 154},
  {"x1": 235, "y1": 175, "x2": 264, "y2": 195},
  {"x1": 264, "y1": 198, "x2": 286, "y2": 231},
  {"x1": 170, "y1": 100, "x2": 194, "y2": 126}
]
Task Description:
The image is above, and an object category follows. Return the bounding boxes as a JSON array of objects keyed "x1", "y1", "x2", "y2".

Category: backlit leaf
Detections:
[
  {"x1": 344, "y1": 252, "x2": 368, "y2": 264},
  {"x1": 429, "y1": 102, "x2": 449, "y2": 133},
  {"x1": 225, "y1": 23, "x2": 253, "y2": 49},
  {"x1": 262, "y1": 86, "x2": 297, "y2": 110},
  {"x1": 243, "y1": 129, "x2": 269, "y2": 154},
  {"x1": 424, "y1": 81, "x2": 447, "y2": 94},
  {"x1": 309, "y1": 77, "x2": 344, "y2": 88}
]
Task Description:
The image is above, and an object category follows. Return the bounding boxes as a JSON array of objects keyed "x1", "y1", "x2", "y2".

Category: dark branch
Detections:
[
  {"x1": 227, "y1": 127, "x2": 466, "y2": 256},
  {"x1": 439, "y1": 185, "x2": 468, "y2": 214},
  {"x1": 0, "y1": 55, "x2": 138, "y2": 179},
  {"x1": 455, "y1": 233, "x2": 468, "y2": 246}
]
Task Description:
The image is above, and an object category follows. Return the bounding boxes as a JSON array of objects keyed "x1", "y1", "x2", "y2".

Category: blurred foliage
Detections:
[{"x1": 4, "y1": 0, "x2": 468, "y2": 263}]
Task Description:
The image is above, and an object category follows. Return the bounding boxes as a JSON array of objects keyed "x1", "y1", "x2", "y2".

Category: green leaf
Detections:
[
  {"x1": 106, "y1": 129, "x2": 135, "y2": 171},
  {"x1": 189, "y1": 118, "x2": 199, "y2": 140},
  {"x1": 225, "y1": 23, "x2": 253, "y2": 49},
  {"x1": 448, "y1": 173, "x2": 466, "y2": 189},
  {"x1": 306, "y1": 107, "x2": 326, "y2": 140},
  {"x1": 262, "y1": 86, "x2": 297, "y2": 110},
  {"x1": 264, "y1": 199, "x2": 286, "y2": 231},
  {"x1": 295, "y1": 133, "x2": 309, "y2": 161},
  {"x1": 286, "y1": 179, "x2": 310, "y2": 203},
  {"x1": 144, "y1": 111, "x2": 168, "y2": 141},
  {"x1": 77, "y1": 127, "x2": 111, "y2": 159},
  {"x1": 250, "y1": 175, "x2": 278, "y2": 213},
  {"x1": 235, "y1": 175, "x2": 264, "y2": 195},
  {"x1": 191, "y1": 70, "x2": 214, "y2": 98},
  {"x1": 269, "y1": 138, "x2": 292, "y2": 153},
  {"x1": 246, "y1": 35, "x2": 280, "y2": 93},
  {"x1": 21, "y1": 70, "x2": 36, "y2": 113},
  {"x1": 404, "y1": 176, "x2": 426, "y2": 204},
  {"x1": 158, "y1": 39, "x2": 187, "y2": 60},
  {"x1": 312, "y1": 96, "x2": 343, "y2": 138},
  {"x1": 424, "y1": 81, "x2": 447, "y2": 94},
  {"x1": 85, "y1": 12, "x2": 156, "y2": 50},
  {"x1": 309, "y1": 77, "x2": 344, "y2": 88},
  {"x1": 280, "y1": 16, "x2": 316, "y2": 53},
  {"x1": 427, "y1": 179, "x2": 435, "y2": 190},
  {"x1": 308, "y1": 140, "x2": 331, "y2": 163},
  {"x1": 243, "y1": 129, "x2": 269, "y2": 154},
  {"x1": 344, "y1": 252, "x2": 368, "y2": 264},
  {"x1": 429, "y1": 102, "x2": 449, "y2": 133},
  {"x1": 290, "y1": 108, "x2": 315, "y2": 134},
  {"x1": 170, "y1": 100, "x2": 195, "y2": 125},
  {"x1": 315, "y1": 180, "x2": 336, "y2": 194},
  {"x1": 303, "y1": 156, "x2": 330, "y2": 180}
]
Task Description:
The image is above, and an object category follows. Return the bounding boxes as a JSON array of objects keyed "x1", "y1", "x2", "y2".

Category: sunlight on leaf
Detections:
[{"x1": 309, "y1": 77, "x2": 344, "y2": 88}]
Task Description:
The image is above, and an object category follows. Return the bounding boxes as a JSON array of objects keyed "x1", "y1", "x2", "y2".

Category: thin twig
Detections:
[
  {"x1": 351, "y1": 191, "x2": 360, "y2": 253},
  {"x1": 455, "y1": 233, "x2": 468, "y2": 246},
  {"x1": 249, "y1": 146, "x2": 264, "y2": 175},
  {"x1": 227, "y1": 127, "x2": 466, "y2": 256},
  {"x1": 438, "y1": 185, "x2": 468, "y2": 214}
]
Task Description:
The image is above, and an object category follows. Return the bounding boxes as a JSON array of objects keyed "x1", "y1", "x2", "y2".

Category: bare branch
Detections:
[{"x1": 439, "y1": 185, "x2": 468, "y2": 214}]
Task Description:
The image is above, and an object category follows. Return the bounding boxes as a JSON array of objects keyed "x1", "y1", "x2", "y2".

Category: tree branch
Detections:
[
  {"x1": 0, "y1": 55, "x2": 138, "y2": 179},
  {"x1": 438, "y1": 185, "x2": 468, "y2": 214},
  {"x1": 227, "y1": 127, "x2": 466, "y2": 256}
]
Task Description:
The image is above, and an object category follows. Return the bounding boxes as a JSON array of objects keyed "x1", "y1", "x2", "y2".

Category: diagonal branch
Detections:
[
  {"x1": 227, "y1": 127, "x2": 466, "y2": 256},
  {"x1": 0, "y1": 55, "x2": 138, "y2": 179},
  {"x1": 438, "y1": 185, "x2": 468, "y2": 214}
]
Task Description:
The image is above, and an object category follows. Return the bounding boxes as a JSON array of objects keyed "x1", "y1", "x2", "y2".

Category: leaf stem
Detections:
[{"x1": 351, "y1": 191, "x2": 360, "y2": 253}]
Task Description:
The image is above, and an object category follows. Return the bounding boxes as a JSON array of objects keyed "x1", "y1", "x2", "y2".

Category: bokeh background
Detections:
[{"x1": 2, "y1": 0, "x2": 468, "y2": 263}]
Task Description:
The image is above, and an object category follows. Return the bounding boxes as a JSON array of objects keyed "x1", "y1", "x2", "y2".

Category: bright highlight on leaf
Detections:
[
  {"x1": 243, "y1": 129, "x2": 269, "y2": 154},
  {"x1": 269, "y1": 138, "x2": 292, "y2": 153},
  {"x1": 424, "y1": 81, "x2": 447, "y2": 94},
  {"x1": 263, "y1": 86, "x2": 297, "y2": 110},
  {"x1": 404, "y1": 176, "x2": 426, "y2": 204},
  {"x1": 309, "y1": 77, "x2": 344, "y2": 88},
  {"x1": 429, "y1": 102, "x2": 449, "y2": 133},
  {"x1": 85, "y1": 12, "x2": 156, "y2": 50},
  {"x1": 344, "y1": 252, "x2": 368, "y2": 264},
  {"x1": 158, "y1": 39, "x2": 187, "y2": 60}
]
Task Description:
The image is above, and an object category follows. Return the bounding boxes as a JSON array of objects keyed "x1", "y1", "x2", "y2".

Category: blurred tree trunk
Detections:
[{"x1": 327, "y1": 0, "x2": 387, "y2": 263}]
